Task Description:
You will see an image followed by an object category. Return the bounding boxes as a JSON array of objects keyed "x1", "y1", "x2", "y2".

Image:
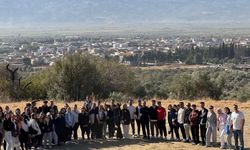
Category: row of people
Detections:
[{"x1": 0, "y1": 99, "x2": 245, "y2": 150}]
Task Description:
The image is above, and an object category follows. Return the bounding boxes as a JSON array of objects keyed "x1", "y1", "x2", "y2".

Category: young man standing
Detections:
[
  {"x1": 177, "y1": 102, "x2": 186, "y2": 141},
  {"x1": 199, "y1": 102, "x2": 208, "y2": 146},
  {"x1": 127, "y1": 99, "x2": 136, "y2": 137},
  {"x1": 135, "y1": 100, "x2": 142, "y2": 137},
  {"x1": 149, "y1": 100, "x2": 159, "y2": 138},
  {"x1": 231, "y1": 104, "x2": 245, "y2": 150},
  {"x1": 140, "y1": 101, "x2": 150, "y2": 139},
  {"x1": 189, "y1": 104, "x2": 200, "y2": 145},
  {"x1": 184, "y1": 103, "x2": 192, "y2": 142},
  {"x1": 157, "y1": 101, "x2": 167, "y2": 139}
]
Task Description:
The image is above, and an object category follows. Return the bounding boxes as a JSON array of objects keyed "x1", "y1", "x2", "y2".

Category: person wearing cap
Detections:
[
  {"x1": 199, "y1": 102, "x2": 208, "y2": 146},
  {"x1": 206, "y1": 105, "x2": 217, "y2": 147},
  {"x1": 231, "y1": 104, "x2": 245, "y2": 150},
  {"x1": 135, "y1": 99, "x2": 142, "y2": 137},
  {"x1": 184, "y1": 103, "x2": 192, "y2": 142},
  {"x1": 177, "y1": 102, "x2": 186, "y2": 141},
  {"x1": 43, "y1": 112, "x2": 53, "y2": 149},
  {"x1": 127, "y1": 99, "x2": 136, "y2": 137},
  {"x1": 217, "y1": 109, "x2": 227, "y2": 149},
  {"x1": 157, "y1": 101, "x2": 167, "y2": 139},
  {"x1": 29, "y1": 113, "x2": 41, "y2": 149},
  {"x1": 189, "y1": 104, "x2": 200, "y2": 145},
  {"x1": 149, "y1": 100, "x2": 159, "y2": 138}
]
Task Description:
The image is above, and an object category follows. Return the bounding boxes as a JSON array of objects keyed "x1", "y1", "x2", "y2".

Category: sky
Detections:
[{"x1": 0, "y1": 0, "x2": 250, "y2": 32}]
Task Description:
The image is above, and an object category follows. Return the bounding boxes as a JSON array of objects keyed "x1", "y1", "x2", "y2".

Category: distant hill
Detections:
[{"x1": 1, "y1": 0, "x2": 250, "y2": 28}]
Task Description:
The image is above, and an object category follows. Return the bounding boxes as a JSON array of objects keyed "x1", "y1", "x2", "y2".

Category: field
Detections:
[{"x1": 1, "y1": 99, "x2": 249, "y2": 150}]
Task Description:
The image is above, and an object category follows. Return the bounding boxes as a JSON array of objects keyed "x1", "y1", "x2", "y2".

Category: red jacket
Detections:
[{"x1": 157, "y1": 107, "x2": 166, "y2": 120}]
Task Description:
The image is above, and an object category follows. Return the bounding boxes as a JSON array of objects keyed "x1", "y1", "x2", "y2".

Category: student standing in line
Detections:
[
  {"x1": 19, "y1": 116, "x2": 29, "y2": 150},
  {"x1": 149, "y1": 100, "x2": 159, "y2": 138},
  {"x1": 43, "y1": 112, "x2": 53, "y2": 149},
  {"x1": 206, "y1": 105, "x2": 217, "y2": 147},
  {"x1": 189, "y1": 104, "x2": 200, "y2": 145},
  {"x1": 121, "y1": 104, "x2": 131, "y2": 139},
  {"x1": 79, "y1": 107, "x2": 90, "y2": 140},
  {"x1": 127, "y1": 99, "x2": 136, "y2": 137},
  {"x1": 224, "y1": 107, "x2": 232, "y2": 149},
  {"x1": 65, "y1": 107, "x2": 75, "y2": 142},
  {"x1": 156, "y1": 101, "x2": 167, "y2": 139},
  {"x1": 231, "y1": 104, "x2": 245, "y2": 150},
  {"x1": 140, "y1": 101, "x2": 150, "y2": 139},
  {"x1": 107, "y1": 104, "x2": 115, "y2": 139},
  {"x1": 217, "y1": 109, "x2": 227, "y2": 149},
  {"x1": 3, "y1": 113, "x2": 15, "y2": 150},
  {"x1": 29, "y1": 113, "x2": 41, "y2": 149},
  {"x1": 183, "y1": 103, "x2": 192, "y2": 142},
  {"x1": 199, "y1": 102, "x2": 208, "y2": 146},
  {"x1": 113, "y1": 103, "x2": 123, "y2": 139},
  {"x1": 167, "y1": 104, "x2": 175, "y2": 140},
  {"x1": 72, "y1": 104, "x2": 80, "y2": 140},
  {"x1": 135, "y1": 100, "x2": 143, "y2": 137},
  {"x1": 172, "y1": 105, "x2": 180, "y2": 141},
  {"x1": 177, "y1": 102, "x2": 186, "y2": 141}
]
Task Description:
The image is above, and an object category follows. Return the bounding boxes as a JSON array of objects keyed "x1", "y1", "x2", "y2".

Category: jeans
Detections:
[
  {"x1": 141, "y1": 120, "x2": 150, "y2": 138},
  {"x1": 178, "y1": 123, "x2": 186, "y2": 140},
  {"x1": 136, "y1": 119, "x2": 141, "y2": 136},
  {"x1": 233, "y1": 130, "x2": 244, "y2": 150},
  {"x1": 200, "y1": 124, "x2": 206, "y2": 145},
  {"x1": 43, "y1": 132, "x2": 52, "y2": 147},
  {"x1": 191, "y1": 125, "x2": 199, "y2": 144},
  {"x1": 130, "y1": 119, "x2": 135, "y2": 135},
  {"x1": 227, "y1": 132, "x2": 232, "y2": 148},
  {"x1": 73, "y1": 123, "x2": 79, "y2": 140},
  {"x1": 150, "y1": 121, "x2": 159, "y2": 137},
  {"x1": 157, "y1": 120, "x2": 167, "y2": 137},
  {"x1": 80, "y1": 125, "x2": 90, "y2": 140}
]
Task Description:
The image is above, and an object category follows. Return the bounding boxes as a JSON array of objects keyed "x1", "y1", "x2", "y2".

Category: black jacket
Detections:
[
  {"x1": 148, "y1": 106, "x2": 158, "y2": 121},
  {"x1": 199, "y1": 108, "x2": 208, "y2": 125},
  {"x1": 3, "y1": 119, "x2": 14, "y2": 131},
  {"x1": 121, "y1": 109, "x2": 130, "y2": 125},
  {"x1": 140, "y1": 106, "x2": 150, "y2": 122},
  {"x1": 184, "y1": 108, "x2": 192, "y2": 124},
  {"x1": 135, "y1": 106, "x2": 142, "y2": 120},
  {"x1": 79, "y1": 112, "x2": 89, "y2": 126}
]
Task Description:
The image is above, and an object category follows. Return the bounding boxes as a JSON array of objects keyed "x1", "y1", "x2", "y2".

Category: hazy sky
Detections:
[{"x1": 0, "y1": 0, "x2": 250, "y2": 28}]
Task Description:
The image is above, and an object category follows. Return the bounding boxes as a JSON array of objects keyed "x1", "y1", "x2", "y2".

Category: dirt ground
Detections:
[{"x1": 1, "y1": 99, "x2": 249, "y2": 150}]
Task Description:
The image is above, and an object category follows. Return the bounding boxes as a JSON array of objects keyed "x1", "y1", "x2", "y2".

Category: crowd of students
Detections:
[{"x1": 0, "y1": 98, "x2": 246, "y2": 150}]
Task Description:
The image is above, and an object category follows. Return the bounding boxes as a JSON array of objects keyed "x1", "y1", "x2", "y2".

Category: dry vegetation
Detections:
[{"x1": 1, "y1": 99, "x2": 249, "y2": 150}]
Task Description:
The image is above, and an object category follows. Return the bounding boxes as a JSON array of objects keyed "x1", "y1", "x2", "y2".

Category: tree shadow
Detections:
[{"x1": 53, "y1": 138, "x2": 170, "y2": 150}]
